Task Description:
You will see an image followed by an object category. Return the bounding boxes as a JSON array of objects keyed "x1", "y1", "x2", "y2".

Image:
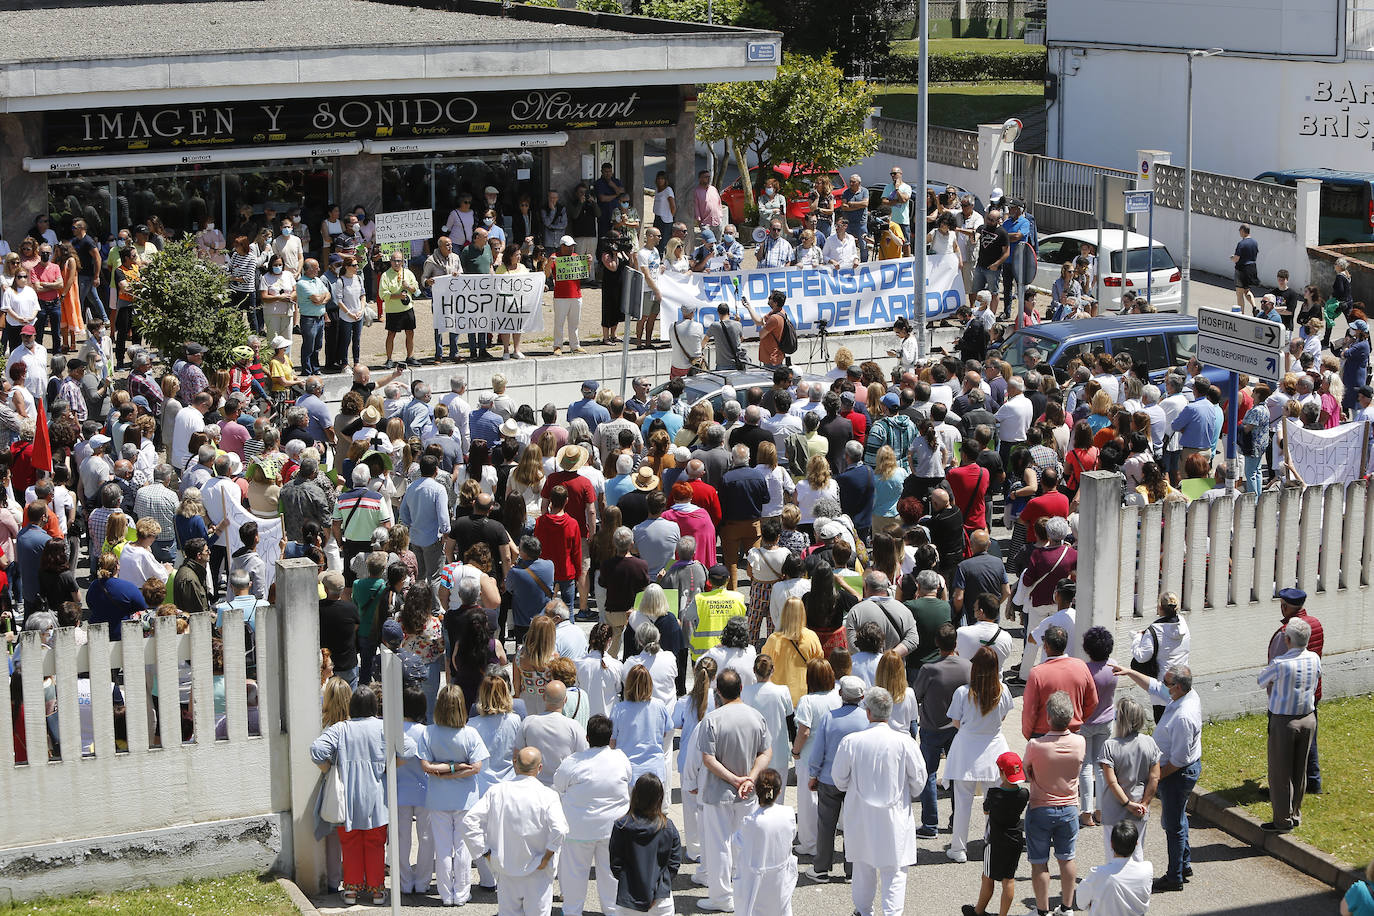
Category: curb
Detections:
[
  {"x1": 276, "y1": 876, "x2": 321, "y2": 916},
  {"x1": 1188, "y1": 789, "x2": 1363, "y2": 891}
]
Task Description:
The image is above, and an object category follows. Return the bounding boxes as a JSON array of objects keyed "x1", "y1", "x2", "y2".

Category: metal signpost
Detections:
[
  {"x1": 1123, "y1": 189, "x2": 1155, "y2": 297},
  {"x1": 1196, "y1": 306, "x2": 1287, "y2": 489}
]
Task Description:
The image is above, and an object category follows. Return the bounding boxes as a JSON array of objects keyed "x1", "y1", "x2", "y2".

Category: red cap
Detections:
[
  {"x1": 19, "y1": 325, "x2": 35, "y2": 336},
  {"x1": 996, "y1": 751, "x2": 1026, "y2": 783}
]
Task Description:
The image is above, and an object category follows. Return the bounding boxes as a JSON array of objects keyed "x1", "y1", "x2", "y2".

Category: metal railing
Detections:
[
  {"x1": 874, "y1": 117, "x2": 980, "y2": 170},
  {"x1": 1350, "y1": 0, "x2": 1374, "y2": 53},
  {"x1": 1002, "y1": 150, "x2": 1134, "y2": 214},
  {"x1": 1153, "y1": 163, "x2": 1297, "y2": 233}
]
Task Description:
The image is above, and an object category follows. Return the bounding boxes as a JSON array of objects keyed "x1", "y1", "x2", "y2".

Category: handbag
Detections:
[{"x1": 320, "y1": 764, "x2": 347, "y2": 824}]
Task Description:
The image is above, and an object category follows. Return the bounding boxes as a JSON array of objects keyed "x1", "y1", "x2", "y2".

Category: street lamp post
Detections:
[
  {"x1": 1181, "y1": 47, "x2": 1222, "y2": 317},
  {"x1": 914, "y1": 0, "x2": 929, "y2": 359}
]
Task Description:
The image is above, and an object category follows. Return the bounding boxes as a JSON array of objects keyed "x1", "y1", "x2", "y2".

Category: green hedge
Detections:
[{"x1": 880, "y1": 49, "x2": 1045, "y2": 82}]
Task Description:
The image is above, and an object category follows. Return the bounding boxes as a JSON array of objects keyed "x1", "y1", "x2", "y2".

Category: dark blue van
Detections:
[{"x1": 998, "y1": 314, "x2": 1229, "y2": 386}]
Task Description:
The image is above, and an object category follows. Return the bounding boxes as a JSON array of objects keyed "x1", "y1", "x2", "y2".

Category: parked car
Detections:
[
  {"x1": 1033, "y1": 229, "x2": 1181, "y2": 312},
  {"x1": 720, "y1": 164, "x2": 844, "y2": 226},
  {"x1": 997, "y1": 313, "x2": 1227, "y2": 388},
  {"x1": 1254, "y1": 168, "x2": 1374, "y2": 244},
  {"x1": 647, "y1": 368, "x2": 827, "y2": 416}
]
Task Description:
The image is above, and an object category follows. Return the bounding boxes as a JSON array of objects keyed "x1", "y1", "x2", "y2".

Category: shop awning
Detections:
[
  {"x1": 360, "y1": 132, "x2": 569, "y2": 155},
  {"x1": 23, "y1": 141, "x2": 364, "y2": 172}
]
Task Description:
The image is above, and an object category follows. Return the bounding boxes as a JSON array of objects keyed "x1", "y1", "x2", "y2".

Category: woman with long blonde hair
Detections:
[
  {"x1": 866, "y1": 381, "x2": 886, "y2": 418},
  {"x1": 511, "y1": 615, "x2": 559, "y2": 706},
  {"x1": 757, "y1": 440, "x2": 796, "y2": 522},
  {"x1": 943, "y1": 647, "x2": 1015, "y2": 863},
  {"x1": 318, "y1": 674, "x2": 354, "y2": 894},
  {"x1": 872, "y1": 445, "x2": 909, "y2": 535},
  {"x1": 762, "y1": 596, "x2": 824, "y2": 706},
  {"x1": 507, "y1": 443, "x2": 545, "y2": 515},
  {"x1": 794, "y1": 453, "x2": 838, "y2": 531},
  {"x1": 876, "y1": 650, "x2": 919, "y2": 736}
]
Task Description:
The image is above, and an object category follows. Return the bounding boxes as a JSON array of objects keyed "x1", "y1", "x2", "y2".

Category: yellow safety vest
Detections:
[{"x1": 690, "y1": 588, "x2": 747, "y2": 661}]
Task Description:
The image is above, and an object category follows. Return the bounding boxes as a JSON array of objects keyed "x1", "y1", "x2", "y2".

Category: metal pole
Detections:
[
  {"x1": 621, "y1": 258, "x2": 634, "y2": 395},
  {"x1": 914, "y1": 0, "x2": 929, "y2": 362},
  {"x1": 1094, "y1": 174, "x2": 1104, "y2": 305},
  {"x1": 1225, "y1": 370, "x2": 1239, "y2": 491},
  {"x1": 1182, "y1": 51, "x2": 1194, "y2": 316},
  {"x1": 1146, "y1": 193, "x2": 1155, "y2": 297}
]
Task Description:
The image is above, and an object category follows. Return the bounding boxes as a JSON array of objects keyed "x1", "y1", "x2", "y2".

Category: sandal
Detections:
[{"x1": 341, "y1": 890, "x2": 357, "y2": 906}]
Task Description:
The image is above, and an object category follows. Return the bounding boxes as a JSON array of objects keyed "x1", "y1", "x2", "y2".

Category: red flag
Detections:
[{"x1": 31, "y1": 402, "x2": 53, "y2": 476}]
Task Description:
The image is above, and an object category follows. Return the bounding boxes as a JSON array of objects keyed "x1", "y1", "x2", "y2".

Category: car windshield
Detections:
[
  {"x1": 1109, "y1": 246, "x2": 1177, "y2": 273},
  {"x1": 999, "y1": 330, "x2": 1057, "y2": 375}
]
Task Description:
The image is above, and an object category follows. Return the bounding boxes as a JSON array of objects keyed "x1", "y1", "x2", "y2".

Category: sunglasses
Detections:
[{"x1": 15, "y1": 274, "x2": 28, "y2": 279}]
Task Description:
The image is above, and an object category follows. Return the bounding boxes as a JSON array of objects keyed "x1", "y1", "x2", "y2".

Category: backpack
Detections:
[{"x1": 778, "y1": 312, "x2": 799, "y2": 355}]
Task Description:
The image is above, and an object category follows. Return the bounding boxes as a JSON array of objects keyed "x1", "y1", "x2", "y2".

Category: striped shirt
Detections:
[
  {"x1": 226, "y1": 250, "x2": 258, "y2": 292},
  {"x1": 863, "y1": 415, "x2": 916, "y2": 470},
  {"x1": 1257, "y1": 648, "x2": 1321, "y2": 716},
  {"x1": 333, "y1": 487, "x2": 392, "y2": 542}
]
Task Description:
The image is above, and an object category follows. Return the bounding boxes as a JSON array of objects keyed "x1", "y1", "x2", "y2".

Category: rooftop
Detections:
[{"x1": 0, "y1": 0, "x2": 637, "y2": 64}]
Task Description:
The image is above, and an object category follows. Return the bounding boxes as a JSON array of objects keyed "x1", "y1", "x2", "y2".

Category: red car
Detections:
[{"x1": 720, "y1": 164, "x2": 845, "y2": 226}]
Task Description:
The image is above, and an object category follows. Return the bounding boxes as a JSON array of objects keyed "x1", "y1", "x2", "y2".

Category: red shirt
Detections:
[
  {"x1": 1270, "y1": 610, "x2": 1325, "y2": 702},
  {"x1": 946, "y1": 463, "x2": 990, "y2": 531},
  {"x1": 844, "y1": 408, "x2": 867, "y2": 442},
  {"x1": 1022, "y1": 655, "x2": 1098, "y2": 739},
  {"x1": 533, "y1": 511, "x2": 582, "y2": 581},
  {"x1": 30, "y1": 261, "x2": 62, "y2": 303},
  {"x1": 541, "y1": 471, "x2": 597, "y2": 539},
  {"x1": 688, "y1": 479, "x2": 722, "y2": 528},
  {"x1": 1019, "y1": 490, "x2": 1070, "y2": 533}
]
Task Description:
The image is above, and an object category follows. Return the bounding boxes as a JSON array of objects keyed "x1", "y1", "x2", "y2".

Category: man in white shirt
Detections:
[
  {"x1": 994, "y1": 376, "x2": 1033, "y2": 464},
  {"x1": 954, "y1": 196, "x2": 984, "y2": 293},
  {"x1": 201, "y1": 454, "x2": 243, "y2": 589},
  {"x1": 1159, "y1": 372, "x2": 1189, "y2": 478},
  {"x1": 956, "y1": 592, "x2": 1015, "y2": 667},
  {"x1": 636, "y1": 227, "x2": 664, "y2": 345},
  {"x1": 553, "y1": 714, "x2": 632, "y2": 916},
  {"x1": 520, "y1": 682, "x2": 588, "y2": 788},
  {"x1": 1140, "y1": 384, "x2": 1169, "y2": 453},
  {"x1": 1077, "y1": 821, "x2": 1154, "y2": 916},
  {"x1": 170, "y1": 391, "x2": 212, "y2": 471},
  {"x1": 822, "y1": 219, "x2": 860, "y2": 269},
  {"x1": 970, "y1": 290, "x2": 997, "y2": 332},
  {"x1": 762, "y1": 390, "x2": 805, "y2": 453},
  {"x1": 668, "y1": 302, "x2": 704, "y2": 380},
  {"x1": 438, "y1": 378, "x2": 472, "y2": 457},
  {"x1": 1030, "y1": 579, "x2": 1080, "y2": 661},
  {"x1": 463, "y1": 747, "x2": 569, "y2": 916},
  {"x1": 831, "y1": 686, "x2": 927, "y2": 916}
]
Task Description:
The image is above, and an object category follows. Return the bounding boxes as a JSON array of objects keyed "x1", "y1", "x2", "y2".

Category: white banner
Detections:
[
  {"x1": 374, "y1": 208, "x2": 434, "y2": 244},
  {"x1": 431, "y1": 273, "x2": 546, "y2": 335},
  {"x1": 654, "y1": 254, "x2": 966, "y2": 338},
  {"x1": 1283, "y1": 418, "x2": 1370, "y2": 485},
  {"x1": 224, "y1": 498, "x2": 284, "y2": 591}
]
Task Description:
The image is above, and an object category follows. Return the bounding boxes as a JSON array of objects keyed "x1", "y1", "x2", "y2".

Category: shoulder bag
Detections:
[
  {"x1": 1130, "y1": 624, "x2": 1161, "y2": 678},
  {"x1": 319, "y1": 763, "x2": 347, "y2": 824},
  {"x1": 1007, "y1": 544, "x2": 1070, "y2": 622},
  {"x1": 672, "y1": 320, "x2": 707, "y2": 372}
]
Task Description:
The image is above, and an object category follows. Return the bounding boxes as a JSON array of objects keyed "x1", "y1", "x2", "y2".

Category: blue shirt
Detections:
[
  {"x1": 296, "y1": 276, "x2": 330, "y2": 318},
  {"x1": 1341, "y1": 339, "x2": 1370, "y2": 392},
  {"x1": 469, "y1": 407, "x2": 503, "y2": 448},
  {"x1": 16, "y1": 525, "x2": 48, "y2": 604},
  {"x1": 609, "y1": 698, "x2": 672, "y2": 772},
  {"x1": 1235, "y1": 236, "x2": 1259, "y2": 265},
  {"x1": 1257, "y1": 648, "x2": 1321, "y2": 716},
  {"x1": 640, "y1": 409, "x2": 683, "y2": 439},
  {"x1": 568, "y1": 396, "x2": 611, "y2": 432},
  {"x1": 504, "y1": 557, "x2": 556, "y2": 628},
  {"x1": 400, "y1": 398, "x2": 434, "y2": 440},
  {"x1": 1174, "y1": 397, "x2": 1223, "y2": 449},
  {"x1": 297, "y1": 393, "x2": 333, "y2": 443},
  {"x1": 1003, "y1": 214, "x2": 1032, "y2": 252},
  {"x1": 471, "y1": 712, "x2": 525, "y2": 793},
  {"x1": 397, "y1": 720, "x2": 430, "y2": 807},
  {"x1": 720, "y1": 466, "x2": 769, "y2": 522},
  {"x1": 605, "y1": 473, "x2": 635, "y2": 508},
  {"x1": 398, "y1": 476, "x2": 451, "y2": 548},
  {"x1": 417, "y1": 723, "x2": 489, "y2": 811},
  {"x1": 809, "y1": 702, "x2": 871, "y2": 785},
  {"x1": 873, "y1": 467, "x2": 908, "y2": 518},
  {"x1": 86, "y1": 575, "x2": 148, "y2": 639}
]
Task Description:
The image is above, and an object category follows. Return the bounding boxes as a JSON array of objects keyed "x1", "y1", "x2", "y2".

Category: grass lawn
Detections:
[
  {"x1": 892, "y1": 37, "x2": 1042, "y2": 56},
  {"x1": 3, "y1": 873, "x2": 299, "y2": 915},
  {"x1": 1199, "y1": 693, "x2": 1374, "y2": 869},
  {"x1": 872, "y1": 81, "x2": 1043, "y2": 130}
]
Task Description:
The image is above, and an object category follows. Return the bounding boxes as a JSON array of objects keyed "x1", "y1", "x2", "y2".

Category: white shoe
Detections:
[
  {"x1": 691, "y1": 872, "x2": 710, "y2": 887},
  {"x1": 512, "y1": 351, "x2": 527, "y2": 359},
  {"x1": 803, "y1": 866, "x2": 830, "y2": 881},
  {"x1": 946, "y1": 848, "x2": 967, "y2": 863},
  {"x1": 699, "y1": 900, "x2": 734, "y2": 912}
]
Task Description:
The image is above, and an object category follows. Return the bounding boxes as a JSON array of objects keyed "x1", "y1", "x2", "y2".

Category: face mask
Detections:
[
  {"x1": 281, "y1": 227, "x2": 293, "y2": 236},
  {"x1": 271, "y1": 266, "x2": 283, "y2": 275},
  {"x1": 723, "y1": 235, "x2": 735, "y2": 245},
  {"x1": 483, "y1": 218, "x2": 495, "y2": 227},
  {"x1": 205, "y1": 223, "x2": 215, "y2": 231},
  {"x1": 620, "y1": 202, "x2": 629, "y2": 209},
  {"x1": 765, "y1": 188, "x2": 776, "y2": 197}
]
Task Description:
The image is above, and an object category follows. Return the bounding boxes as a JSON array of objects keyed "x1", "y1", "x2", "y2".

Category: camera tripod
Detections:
[{"x1": 808, "y1": 322, "x2": 831, "y2": 363}]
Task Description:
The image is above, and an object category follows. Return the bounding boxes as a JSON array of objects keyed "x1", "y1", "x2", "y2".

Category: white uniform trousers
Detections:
[
  {"x1": 397, "y1": 804, "x2": 435, "y2": 893},
  {"x1": 950, "y1": 780, "x2": 988, "y2": 858},
  {"x1": 682, "y1": 791, "x2": 702, "y2": 859},
  {"x1": 494, "y1": 866, "x2": 556, "y2": 916},
  {"x1": 735, "y1": 857, "x2": 798, "y2": 916},
  {"x1": 700, "y1": 800, "x2": 753, "y2": 908},
  {"x1": 795, "y1": 781, "x2": 819, "y2": 855},
  {"x1": 852, "y1": 862, "x2": 908, "y2": 916},
  {"x1": 428, "y1": 809, "x2": 473, "y2": 905},
  {"x1": 559, "y1": 836, "x2": 618, "y2": 916}
]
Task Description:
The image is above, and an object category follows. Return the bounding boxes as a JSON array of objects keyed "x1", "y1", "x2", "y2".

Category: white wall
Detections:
[
  {"x1": 1047, "y1": 48, "x2": 1374, "y2": 178},
  {"x1": 1140, "y1": 200, "x2": 1316, "y2": 286}
]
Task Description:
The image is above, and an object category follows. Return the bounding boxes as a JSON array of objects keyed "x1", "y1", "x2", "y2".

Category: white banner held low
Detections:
[
  {"x1": 1283, "y1": 418, "x2": 1370, "y2": 485},
  {"x1": 374, "y1": 208, "x2": 434, "y2": 244},
  {"x1": 431, "y1": 273, "x2": 546, "y2": 335},
  {"x1": 654, "y1": 254, "x2": 966, "y2": 338}
]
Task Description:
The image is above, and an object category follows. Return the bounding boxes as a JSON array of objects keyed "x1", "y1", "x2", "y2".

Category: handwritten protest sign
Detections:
[
  {"x1": 1283, "y1": 418, "x2": 1370, "y2": 485},
  {"x1": 374, "y1": 209, "x2": 434, "y2": 244},
  {"x1": 431, "y1": 273, "x2": 545, "y2": 335},
  {"x1": 554, "y1": 255, "x2": 591, "y2": 282}
]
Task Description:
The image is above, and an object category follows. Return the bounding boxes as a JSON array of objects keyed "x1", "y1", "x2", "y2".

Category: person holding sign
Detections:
[
  {"x1": 423, "y1": 236, "x2": 464, "y2": 363},
  {"x1": 380, "y1": 250, "x2": 420, "y2": 368},
  {"x1": 460, "y1": 228, "x2": 495, "y2": 362},
  {"x1": 545, "y1": 237, "x2": 585, "y2": 357}
]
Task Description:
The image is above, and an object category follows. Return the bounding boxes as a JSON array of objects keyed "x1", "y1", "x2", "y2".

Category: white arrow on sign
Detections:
[
  {"x1": 1197, "y1": 332, "x2": 1282, "y2": 379},
  {"x1": 1196, "y1": 306, "x2": 1287, "y2": 348}
]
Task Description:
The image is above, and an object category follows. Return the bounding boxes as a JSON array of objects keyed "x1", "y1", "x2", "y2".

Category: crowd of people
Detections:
[{"x1": 0, "y1": 173, "x2": 1362, "y2": 916}]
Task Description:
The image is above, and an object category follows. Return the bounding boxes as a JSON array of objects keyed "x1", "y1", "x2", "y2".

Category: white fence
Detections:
[
  {"x1": 0, "y1": 560, "x2": 330, "y2": 902},
  {"x1": 1076, "y1": 472, "x2": 1374, "y2": 719}
]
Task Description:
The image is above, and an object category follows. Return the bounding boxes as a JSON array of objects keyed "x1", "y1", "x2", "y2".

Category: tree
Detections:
[
  {"x1": 131, "y1": 238, "x2": 247, "y2": 371},
  {"x1": 696, "y1": 52, "x2": 878, "y2": 217}
]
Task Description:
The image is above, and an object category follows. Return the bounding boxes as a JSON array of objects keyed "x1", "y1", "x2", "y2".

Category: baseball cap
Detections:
[
  {"x1": 1352, "y1": 319, "x2": 1369, "y2": 333},
  {"x1": 698, "y1": 228, "x2": 716, "y2": 243},
  {"x1": 816, "y1": 519, "x2": 845, "y2": 541},
  {"x1": 996, "y1": 751, "x2": 1026, "y2": 783},
  {"x1": 20, "y1": 325, "x2": 35, "y2": 336},
  {"x1": 582, "y1": 380, "x2": 600, "y2": 392},
  {"x1": 838, "y1": 676, "x2": 866, "y2": 702},
  {"x1": 185, "y1": 342, "x2": 207, "y2": 355},
  {"x1": 840, "y1": 390, "x2": 856, "y2": 406},
  {"x1": 560, "y1": 235, "x2": 575, "y2": 248},
  {"x1": 881, "y1": 392, "x2": 900, "y2": 410},
  {"x1": 484, "y1": 185, "x2": 498, "y2": 195},
  {"x1": 381, "y1": 618, "x2": 404, "y2": 646},
  {"x1": 90, "y1": 434, "x2": 112, "y2": 450},
  {"x1": 1359, "y1": 385, "x2": 1374, "y2": 399},
  {"x1": 707, "y1": 563, "x2": 729, "y2": 582}
]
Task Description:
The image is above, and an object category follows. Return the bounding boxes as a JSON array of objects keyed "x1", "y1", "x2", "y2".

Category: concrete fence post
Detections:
[
  {"x1": 1076, "y1": 471, "x2": 1125, "y2": 635},
  {"x1": 1295, "y1": 178, "x2": 1321, "y2": 250},
  {"x1": 278, "y1": 557, "x2": 326, "y2": 894},
  {"x1": 1136, "y1": 150, "x2": 1170, "y2": 191},
  {"x1": 977, "y1": 123, "x2": 1011, "y2": 196}
]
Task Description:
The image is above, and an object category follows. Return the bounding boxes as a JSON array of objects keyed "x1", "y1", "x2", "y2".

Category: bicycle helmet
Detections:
[{"x1": 231, "y1": 346, "x2": 253, "y2": 363}]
